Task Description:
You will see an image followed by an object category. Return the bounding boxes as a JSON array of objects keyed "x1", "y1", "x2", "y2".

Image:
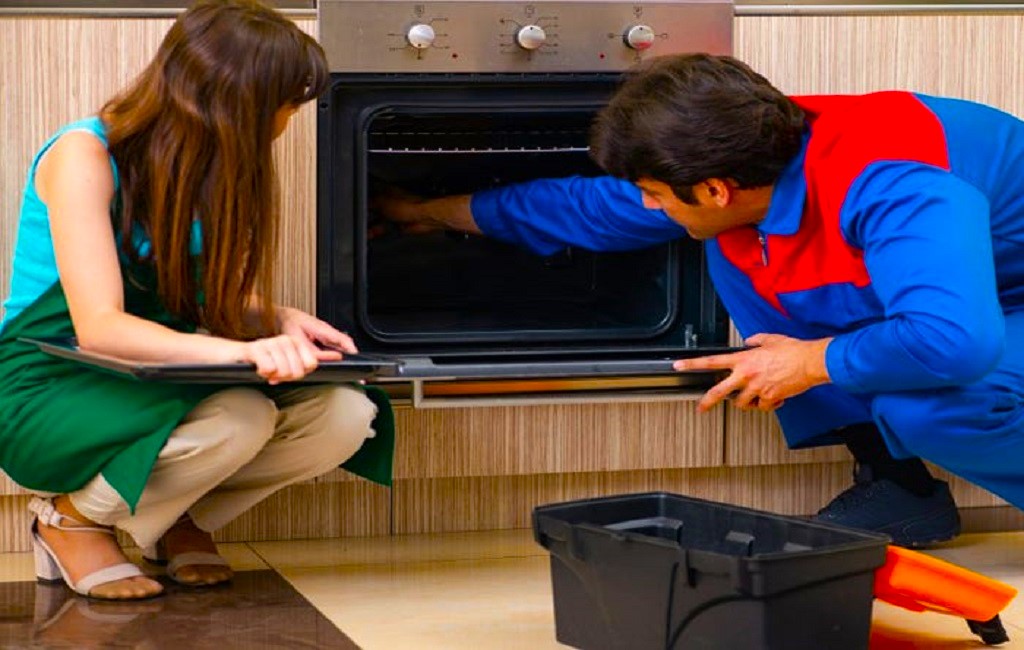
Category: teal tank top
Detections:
[
  {"x1": 1, "y1": 117, "x2": 118, "y2": 330},
  {"x1": 1, "y1": 117, "x2": 201, "y2": 331}
]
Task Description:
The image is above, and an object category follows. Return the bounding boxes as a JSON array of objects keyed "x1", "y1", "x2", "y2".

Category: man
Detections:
[{"x1": 374, "y1": 54, "x2": 1024, "y2": 547}]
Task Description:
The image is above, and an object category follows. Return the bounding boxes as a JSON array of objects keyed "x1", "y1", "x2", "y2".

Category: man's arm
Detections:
[
  {"x1": 826, "y1": 162, "x2": 1005, "y2": 393},
  {"x1": 375, "y1": 176, "x2": 687, "y2": 256}
]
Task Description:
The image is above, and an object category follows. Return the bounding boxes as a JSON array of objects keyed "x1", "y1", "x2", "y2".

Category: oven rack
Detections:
[
  {"x1": 367, "y1": 128, "x2": 591, "y2": 155},
  {"x1": 367, "y1": 146, "x2": 590, "y2": 154}
]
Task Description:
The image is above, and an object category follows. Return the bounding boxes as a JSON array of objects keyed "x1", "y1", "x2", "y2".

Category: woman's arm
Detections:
[{"x1": 39, "y1": 132, "x2": 315, "y2": 382}]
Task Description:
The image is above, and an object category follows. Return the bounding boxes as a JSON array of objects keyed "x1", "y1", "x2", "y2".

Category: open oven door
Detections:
[{"x1": 377, "y1": 347, "x2": 737, "y2": 408}]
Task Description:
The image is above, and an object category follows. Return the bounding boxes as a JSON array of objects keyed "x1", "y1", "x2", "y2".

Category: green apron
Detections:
[{"x1": 0, "y1": 263, "x2": 394, "y2": 512}]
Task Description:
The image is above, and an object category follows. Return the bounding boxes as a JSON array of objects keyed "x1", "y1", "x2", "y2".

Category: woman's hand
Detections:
[
  {"x1": 236, "y1": 334, "x2": 319, "y2": 384},
  {"x1": 276, "y1": 307, "x2": 357, "y2": 360},
  {"x1": 673, "y1": 334, "x2": 833, "y2": 413}
]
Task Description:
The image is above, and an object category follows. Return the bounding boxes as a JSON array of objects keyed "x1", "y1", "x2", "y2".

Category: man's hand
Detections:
[
  {"x1": 370, "y1": 189, "x2": 445, "y2": 236},
  {"x1": 673, "y1": 334, "x2": 833, "y2": 413},
  {"x1": 370, "y1": 189, "x2": 480, "y2": 235},
  {"x1": 277, "y1": 307, "x2": 358, "y2": 361}
]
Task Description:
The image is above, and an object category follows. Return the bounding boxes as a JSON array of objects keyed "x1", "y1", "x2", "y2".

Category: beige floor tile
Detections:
[
  {"x1": 871, "y1": 601, "x2": 1024, "y2": 648},
  {"x1": 250, "y1": 529, "x2": 546, "y2": 570},
  {"x1": 0, "y1": 550, "x2": 35, "y2": 582},
  {"x1": 278, "y1": 546, "x2": 1024, "y2": 650},
  {"x1": 279, "y1": 555, "x2": 563, "y2": 650},
  {"x1": 925, "y1": 532, "x2": 1024, "y2": 571},
  {"x1": 272, "y1": 529, "x2": 1024, "y2": 650}
]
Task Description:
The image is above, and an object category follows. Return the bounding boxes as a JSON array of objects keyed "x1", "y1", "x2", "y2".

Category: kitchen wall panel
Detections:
[{"x1": 0, "y1": 13, "x2": 1019, "y2": 551}]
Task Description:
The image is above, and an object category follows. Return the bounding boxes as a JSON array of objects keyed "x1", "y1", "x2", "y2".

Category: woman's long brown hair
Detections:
[{"x1": 101, "y1": 0, "x2": 328, "y2": 338}]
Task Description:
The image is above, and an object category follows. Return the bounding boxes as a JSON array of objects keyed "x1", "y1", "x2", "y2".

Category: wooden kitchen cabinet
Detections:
[{"x1": 1, "y1": 12, "x2": 1019, "y2": 550}]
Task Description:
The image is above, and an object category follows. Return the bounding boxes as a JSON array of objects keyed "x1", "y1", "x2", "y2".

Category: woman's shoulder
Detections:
[
  {"x1": 53, "y1": 116, "x2": 109, "y2": 145},
  {"x1": 34, "y1": 118, "x2": 117, "y2": 204},
  {"x1": 33, "y1": 116, "x2": 110, "y2": 169},
  {"x1": 33, "y1": 117, "x2": 119, "y2": 195}
]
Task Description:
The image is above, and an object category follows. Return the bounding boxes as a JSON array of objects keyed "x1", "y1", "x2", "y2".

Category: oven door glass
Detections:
[{"x1": 363, "y1": 107, "x2": 678, "y2": 345}]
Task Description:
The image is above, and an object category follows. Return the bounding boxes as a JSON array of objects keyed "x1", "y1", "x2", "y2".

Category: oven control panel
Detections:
[{"x1": 319, "y1": 0, "x2": 732, "y2": 73}]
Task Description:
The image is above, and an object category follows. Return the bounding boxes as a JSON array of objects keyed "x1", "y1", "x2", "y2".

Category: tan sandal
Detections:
[
  {"x1": 142, "y1": 517, "x2": 232, "y2": 586},
  {"x1": 29, "y1": 497, "x2": 160, "y2": 600}
]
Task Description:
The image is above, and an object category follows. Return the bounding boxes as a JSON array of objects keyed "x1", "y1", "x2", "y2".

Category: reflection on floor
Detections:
[
  {"x1": 0, "y1": 531, "x2": 1023, "y2": 649},
  {"x1": 0, "y1": 572, "x2": 359, "y2": 650}
]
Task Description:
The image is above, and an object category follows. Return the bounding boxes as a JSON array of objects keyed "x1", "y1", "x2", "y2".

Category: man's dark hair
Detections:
[{"x1": 590, "y1": 53, "x2": 806, "y2": 204}]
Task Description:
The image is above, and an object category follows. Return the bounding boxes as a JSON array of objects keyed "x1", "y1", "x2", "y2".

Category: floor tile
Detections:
[
  {"x1": 249, "y1": 529, "x2": 545, "y2": 570},
  {"x1": 0, "y1": 571, "x2": 357, "y2": 649},
  {"x1": 0, "y1": 551, "x2": 36, "y2": 583},
  {"x1": 925, "y1": 532, "x2": 1024, "y2": 571},
  {"x1": 272, "y1": 530, "x2": 1024, "y2": 650},
  {"x1": 278, "y1": 555, "x2": 561, "y2": 650},
  {"x1": 6, "y1": 529, "x2": 1021, "y2": 649},
  {"x1": 871, "y1": 601, "x2": 1024, "y2": 649}
]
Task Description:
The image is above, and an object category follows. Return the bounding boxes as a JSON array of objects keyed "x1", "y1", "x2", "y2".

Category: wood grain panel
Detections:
[
  {"x1": 393, "y1": 464, "x2": 1010, "y2": 535},
  {"x1": 0, "y1": 495, "x2": 33, "y2": 553},
  {"x1": 211, "y1": 479, "x2": 390, "y2": 543},
  {"x1": 0, "y1": 480, "x2": 389, "y2": 553},
  {"x1": 725, "y1": 407, "x2": 849, "y2": 466},
  {"x1": 736, "y1": 14, "x2": 1024, "y2": 117},
  {"x1": 391, "y1": 464, "x2": 855, "y2": 534},
  {"x1": 0, "y1": 17, "x2": 317, "y2": 320},
  {"x1": 930, "y1": 466, "x2": 1008, "y2": 509},
  {"x1": 391, "y1": 402, "x2": 725, "y2": 479},
  {"x1": 0, "y1": 471, "x2": 26, "y2": 496}
]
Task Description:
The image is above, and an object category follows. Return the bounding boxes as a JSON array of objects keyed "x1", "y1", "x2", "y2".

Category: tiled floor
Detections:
[{"x1": 1, "y1": 531, "x2": 1023, "y2": 648}]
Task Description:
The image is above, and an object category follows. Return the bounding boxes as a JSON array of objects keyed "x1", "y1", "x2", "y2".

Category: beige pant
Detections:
[{"x1": 67, "y1": 385, "x2": 378, "y2": 549}]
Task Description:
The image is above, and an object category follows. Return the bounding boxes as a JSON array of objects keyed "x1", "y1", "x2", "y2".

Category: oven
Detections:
[{"x1": 316, "y1": 0, "x2": 734, "y2": 404}]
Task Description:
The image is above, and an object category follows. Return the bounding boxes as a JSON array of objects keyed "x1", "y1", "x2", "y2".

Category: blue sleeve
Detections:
[
  {"x1": 469, "y1": 175, "x2": 687, "y2": 256},
  {"x1": 825, "y1": 161, "x2": 1005, "y2": 393}
]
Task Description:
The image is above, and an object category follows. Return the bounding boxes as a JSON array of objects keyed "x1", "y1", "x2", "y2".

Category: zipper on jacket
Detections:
[{"x1": 757, "y1": 232, "x2": 768, "y2": 266}]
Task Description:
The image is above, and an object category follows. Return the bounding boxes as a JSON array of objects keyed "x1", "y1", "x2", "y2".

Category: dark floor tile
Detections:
[{"x1": 0, "y1": 570, "x2": 360, "y2": 649}]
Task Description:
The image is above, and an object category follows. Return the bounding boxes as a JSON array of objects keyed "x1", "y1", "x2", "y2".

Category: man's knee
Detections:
[{"x1": 872, "y1": 386, "x2": 1018, "y2": 458}]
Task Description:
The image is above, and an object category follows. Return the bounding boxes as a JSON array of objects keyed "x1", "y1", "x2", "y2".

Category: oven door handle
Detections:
[{"x1": 391, "y1": 352, "x2": 735, "y2": 381}]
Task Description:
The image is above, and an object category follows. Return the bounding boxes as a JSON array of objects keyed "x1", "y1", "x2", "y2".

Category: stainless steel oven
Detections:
[{"x1": 316, "y1": 0, "x2": 734, "y2": 404}]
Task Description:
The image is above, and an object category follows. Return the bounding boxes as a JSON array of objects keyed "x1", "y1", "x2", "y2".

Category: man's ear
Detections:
[
  {"x1": 701, "y1": 178, "x2": 733, "y2": 207},
  {"x1": 641, "y1": 192, "x2": 660, "y2": 210}
]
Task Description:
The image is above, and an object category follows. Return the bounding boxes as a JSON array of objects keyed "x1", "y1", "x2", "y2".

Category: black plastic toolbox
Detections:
[{"x1": 532, "y1": 492, "x2": 890, "y2": 650}]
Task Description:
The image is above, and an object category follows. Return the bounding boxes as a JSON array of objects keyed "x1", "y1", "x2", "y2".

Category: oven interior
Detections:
[{"x1": 318, "y1": 76, "x2": 729, "y2": 359}]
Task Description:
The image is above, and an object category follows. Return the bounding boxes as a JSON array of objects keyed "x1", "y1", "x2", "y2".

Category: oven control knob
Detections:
[
  {"x1": 406, "y1": 23, "x2": 436, "y2": 50},
  {"x1": 515, "y1": 24, "x2": 547, "y2": 50},
  {"x1": 623, "y1": 24, "x2": 656, "y2": 50}
]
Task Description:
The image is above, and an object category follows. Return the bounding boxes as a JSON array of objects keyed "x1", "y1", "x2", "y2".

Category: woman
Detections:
[{"x1": 0, "y1": 0, "x2": 392, "y2": 600}]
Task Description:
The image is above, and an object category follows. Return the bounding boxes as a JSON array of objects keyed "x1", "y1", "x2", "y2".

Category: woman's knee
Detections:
[
  {"x1": 305, "y1": 386, "x2": 378, "y2": 465},
  {"x1": 178, "y1": 388, "x2": 278, "y2": 461}
]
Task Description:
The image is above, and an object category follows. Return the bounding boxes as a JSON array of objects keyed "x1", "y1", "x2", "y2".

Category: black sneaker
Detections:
[{"x1": 814, "y1": 465, "x2": 961, "y2": 548}]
